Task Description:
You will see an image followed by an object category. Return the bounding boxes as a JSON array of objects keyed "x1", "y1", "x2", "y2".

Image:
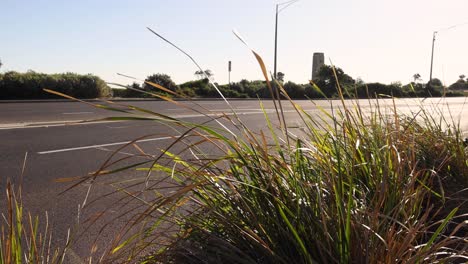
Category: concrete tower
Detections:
[{"x1": 312, "y1": 52, "x2": 324, "y2": 80}]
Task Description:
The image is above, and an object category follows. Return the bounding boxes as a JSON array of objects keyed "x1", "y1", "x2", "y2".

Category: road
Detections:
[{"x1": 1, "y1": 97, "x2": 467, "y2": 261}]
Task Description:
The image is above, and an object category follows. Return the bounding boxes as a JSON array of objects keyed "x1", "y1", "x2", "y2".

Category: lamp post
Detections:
[
  {"x1": 428, "y1": 31, "x2": 437, "y2": 90},
  {"x1": 274, "y1": 0, "x2": 299, "y2": 80},
  {"x1": 228, "y1": 60, "x2": 231, "y2": 87}
]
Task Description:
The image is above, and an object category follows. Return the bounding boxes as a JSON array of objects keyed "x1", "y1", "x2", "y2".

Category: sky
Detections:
[{"x1": 1, "y1": 0, "x2": 468, "y2": 87}]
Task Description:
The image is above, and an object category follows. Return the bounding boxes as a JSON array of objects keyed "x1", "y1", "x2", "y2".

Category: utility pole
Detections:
[
  {"x1": 274, "y1": 4, "x2": 279, "y2": 80},
  {"x1": 428, "y1": 31, "x2": 437, "y2": 90}
]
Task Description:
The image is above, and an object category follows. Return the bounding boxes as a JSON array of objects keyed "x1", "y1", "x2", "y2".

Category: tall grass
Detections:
[
  {"x1": 0, "y1": 154, "x2": 68, "y2": 264},
  {"x1": 43, "y1": 32, "x2": 468, "y2": 263}
]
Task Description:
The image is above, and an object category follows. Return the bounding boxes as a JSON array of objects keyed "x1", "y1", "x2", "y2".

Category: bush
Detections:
[
  {"x1": 112, "y1": 82, "x2": 148, "y2": 98},
  {"x1": 0, "y1": 71, "x2": 110, "y2": 99},
  {"x1": 180, "y1": 78, "x2": 215, "y2": 97},
  {"x1": 353, "y1": 82, "x2": 404, "y2": 98},
  {"x1": 283, "y1": 81, "x2": 305, "y2": 99}
]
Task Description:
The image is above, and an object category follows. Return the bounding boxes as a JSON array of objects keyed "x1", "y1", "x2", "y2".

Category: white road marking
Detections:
[
  {"x1": 0, "y1": 120, "x2": 118, "y2": 130},
  {"x1": 62, "y1": 112, "x2": 94, "y2": 115},
  {"x1": 106, "y1": 125, "x2": 133, "y2": 129},
  {"x1": 37, "y1": 136, "x2": 178, "y2": 155},
  {"x1": 0, "y1": 109, "x2": 315, "y2": 130},
  {"x1": 236, "y1": 106, "x2": 253, "y2": 109},
  {"x1": 29, "y1": 109, "x2": 319, "y2": 154},
  {"x1": 209, "y1": 108, "x2": 273, "y2": 112},
  {"x1": 235, "y1": 108, "x2": 275, "y2": 111},
  {"x1": 196, "y1": 102, "x2": 225, "y2": 105}
]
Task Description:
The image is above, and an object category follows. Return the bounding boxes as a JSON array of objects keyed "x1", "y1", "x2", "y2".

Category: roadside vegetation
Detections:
[
  {"x1": 0, "y1": 155, "x2": 68, "y2": 264},
  {"x1": 0, "y1": 71, "x2": 111, "y2": 99},
  {"x1": 1, "y1": 41, "x2": 467, "y2": 263},
  {"x1": 111, "y1": 66, "x2": 466, "y2": 99},
  {"x1": 0, "y1": 67, "x2": 465, "y2": 101},
  {"x1": 96, "y1": 66, "x2": 468, "y2": 262}
]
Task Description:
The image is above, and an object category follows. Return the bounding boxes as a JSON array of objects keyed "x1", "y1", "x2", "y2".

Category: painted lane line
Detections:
[
  {"x1": 234, "y1": 108, "x2": 276, "y2": 111},
  {"x1": 0, "y1": 120, "x2": 118, "y2": 130},
  {"x1": 209, "y1": 108, "x2": 276, "y2": 112},
  {"x1": 37, "y1": 136, "x2": 177, "y2": 155},
  {"x1": 195, "y1": 102, "x2": 224, "y2": 104},
  {"x1": 1, "y1": 109, "x2": 319, "y2": 131},
  {"x1": 62, "y1": 112, "x2": 94, "y2": 115}
]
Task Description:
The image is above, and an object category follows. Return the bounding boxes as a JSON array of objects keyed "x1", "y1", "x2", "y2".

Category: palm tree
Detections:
[
  {"x1": 194, "y1": 70, "x2": 204, "y2": 79},
  {"x1": 277, "y1": 72, "x2": 285, "y2": 82},
  {"x1": 204, "y1": 69, "x2": 213, "y2": 78},
  {"x1": 194, "y1": 69, "x2": 213, "y2": 80},
  {"x1": 413, "y1": 73, "x2": 421, "y2": 83}
]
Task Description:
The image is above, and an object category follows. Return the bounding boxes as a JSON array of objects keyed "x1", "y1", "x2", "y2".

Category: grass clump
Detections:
[
  {"x1": 0, "y1": 155, "x2": 68, "y2": 264},
  {"x1": 130, "y1": 98, "x2": 467, "y2": 264},
  {"x1": 81, "y1": 88, "x2": 468, "y2": 262},
  {"x1": 44, "y1": 32, "x2": 467, "y2": 263}
]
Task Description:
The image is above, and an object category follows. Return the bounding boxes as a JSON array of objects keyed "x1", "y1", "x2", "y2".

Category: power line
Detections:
[{"x1": 437, "y1": 22, "x2": 468, "y2": 33}]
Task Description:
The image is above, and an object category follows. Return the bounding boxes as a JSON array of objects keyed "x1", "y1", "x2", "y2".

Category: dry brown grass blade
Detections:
[
  {"x1": 232, "y1": 30, "x2": 282, "y2": 126},
  {"x1": 6, "y1": 180, "x2": 13, "y2": 264}
]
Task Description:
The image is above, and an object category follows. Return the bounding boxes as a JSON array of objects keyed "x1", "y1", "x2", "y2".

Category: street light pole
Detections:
[
  {"x1": 274, "y1": 5, "x2": 279, "y2": 79},
  {"x1": 273, "y1": 0, "x2": 299, "y2": 80},
  {"x1": 428, "y1": 31, "x2": 437, "y2": 89}
]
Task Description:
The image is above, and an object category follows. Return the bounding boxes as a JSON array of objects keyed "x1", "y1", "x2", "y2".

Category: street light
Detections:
[
  {"x1": 274, "y1": 0, "x2": 299, "y2": 80},
  {"x1": 428, "y1": 22, "x2": 468, "y2": 91},
  {"x1": 428, "y1": 31, "x2": 437, "y2": 91}
]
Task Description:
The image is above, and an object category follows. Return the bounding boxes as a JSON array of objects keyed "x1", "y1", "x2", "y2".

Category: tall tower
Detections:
[{"x1": 312, "y1": 52, "x2": 324, "y2": 80}]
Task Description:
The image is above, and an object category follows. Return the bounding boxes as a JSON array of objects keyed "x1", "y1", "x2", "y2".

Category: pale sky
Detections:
[{"x1": 1, "y1": 0, "x2": 467, "y2": 86}]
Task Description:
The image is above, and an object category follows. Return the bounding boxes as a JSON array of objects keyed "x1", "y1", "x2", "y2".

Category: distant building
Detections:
[{"x1": 312, "y1": 52, "x2": 324, "y2": 80}]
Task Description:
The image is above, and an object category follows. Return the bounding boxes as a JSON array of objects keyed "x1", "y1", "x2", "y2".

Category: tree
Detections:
[
  {"x1": 194, "y1": 70, "x2": 203, "y2": 79},
  {"x1": 314, "y1": 65, "x2": 355, "y2": 97},
  {"x1": 194, "y1": 69, "x2": 213, "y2": 80},
  {"x1": 143, "y1": 73, "x2": 178, "y2": 92},
  {"x1": 448, "y1": 76, "x2": 468, "y2": 90},
  {"x1": 283, "y1": 81, "x2": 304, "y2": 98},
  {"x1": 204, "y1": 69, "x2": 213, "y2": 78},
  {"x1": 413, "y1": 73, "x2": 421, "y2": 83},
  {"x1": 0, "y1": 59, "x2": 2, "y2": 69},
  {"x1": 429, "y1": 78, "x2": 443, "y2": 87},
  {"x1": 459, "y1": 74, "x2": 466, "y2": 80},
  {"x1": 124, "y1": 82, "x2": 144, "y2": 97},
  {"x1": 277, "y1": 72, "x2": 285, "y2": 82}
]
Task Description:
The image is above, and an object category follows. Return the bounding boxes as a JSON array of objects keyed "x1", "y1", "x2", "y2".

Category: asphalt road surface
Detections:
[{"x1": 1, "y1": 97, "x2": 467, "y2": 262}]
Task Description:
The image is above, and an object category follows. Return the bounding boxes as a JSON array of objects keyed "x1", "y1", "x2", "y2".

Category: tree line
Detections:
[
  {"x1": 0, "y1": 65, "x2": 466, "y2": 100},
  {"x1": 114, "y1": 66, "x2": 466, "y2": 99}
]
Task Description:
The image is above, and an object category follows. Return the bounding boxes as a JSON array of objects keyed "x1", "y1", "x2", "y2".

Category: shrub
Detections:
[
  {"x1": 0, "y1": 71, "x2": 110, "y2": 99},
  {"x1": 283, "y1": 81, "x2": 305, "y2": 99},
  {"x1": 353, "y1": 82, "x2": 404, "y2": 98}
]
